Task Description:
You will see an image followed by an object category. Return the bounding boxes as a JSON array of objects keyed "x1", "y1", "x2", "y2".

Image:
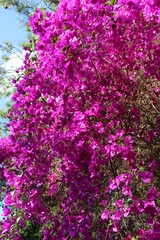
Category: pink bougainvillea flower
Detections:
[
  {"x1": 119, "y1": 173, "x2": 131, "y2": 185},
  {"x1": 146, "y1": 229, "x2": 155, "y2": 240},
  {"x1": 151, "y1": 223, "x2": 160, "y2": 239},
  {"x1": 102, "y1": 200, "x2": 107, "y2": 206},
  {"x1": 124, "y1": 135, "x2": 134, "y2": 145},
  {"x1": 148, "y1": 158, "x2": 158, "y2": 171},
  {"x1": 147, "y1": 187, "x2": 157, "y2": 201},
  {"x1": 140, "y1": 171, "x2": 153, "y2": 183},
  {"x1": 116, "y1": 198, "x2": 124, "y2": 208},
  {"x1": 144, "y1": 201, "x2": 157, "y2": 215},
  {"x1": 122, "y1": 186, "x2": 132, "y2": 197},
  {"x1": 111, "y1": 211, "x2": 121, "y2": 221},
  {"x1": 101, "y1": 209, "x2": 110, "y2": 220},
  {"x1": 116, "y1": 199, "x2": 130, "y2": 217},
  {"x1": 115, "y1": 129, "x2": 125, "y2": 139},
  {"x1": 137, "y1": 229, "x2": 146, "y2": 239},
  {"x1": 105, "y1": 187, "x2": 110, "y2": 193},
  {"x1": 135, "y1": 201, "x2": 145, "y2": 214},
  {"x1": 2, "y1": 207, "x2": 12, "y2": 217},
  {"x1": 147, "y1": 217, "x2": 155, "y2": 226},
  {"x1": 112, "y1": 222, "x2": 119, "y2": 232},
  {"x1": 68, "y1": 223, "x2": 79, "y2": 237},
  {"x1": 108, "y1": 177, "x2": 120, "y2": 190},
  {"x1": 130, "y1": 107, "x2": 140, "y2": 123},
  {"x1": 154, "y1": 223, "x2": 160, "y2": 233},
  {"x1": 121, "y1": 205, "x2": 131, "y2": 217},
  {"x1": 4, "y1": 220, "x2": 11, "y2": 232}
]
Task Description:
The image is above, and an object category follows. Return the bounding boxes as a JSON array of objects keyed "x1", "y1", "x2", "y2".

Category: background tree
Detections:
[
  {"x1": 0, "y1": 0, "x2": 60, "y2": 15},
  {"x1": 0, "y1": 0, "x2": 60, "y2": 135}
]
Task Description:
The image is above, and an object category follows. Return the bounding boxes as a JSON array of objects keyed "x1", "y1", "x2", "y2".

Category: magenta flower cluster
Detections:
[{"x1": 0, "y1": 0, "x2": 159, "y2": 239}]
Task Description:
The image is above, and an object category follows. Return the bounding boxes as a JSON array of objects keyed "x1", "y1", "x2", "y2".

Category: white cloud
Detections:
[
  {"x1": 0, "y1": 50, "x2": 25, "y2": 95},
  {"x1": 2, "y1": 50, "x2": 25, "y2": 77}
]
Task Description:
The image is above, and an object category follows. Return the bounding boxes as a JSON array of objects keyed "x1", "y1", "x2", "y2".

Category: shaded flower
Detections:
[
  {"x1": 144, "y1": 201, "x2": 157, "y2": 215},
  {"x1": 148, "y1": 159, "x2": 158, "y2": 171},
  {"x1": 147, "y1": 187, "x2": 157, "y2": 201},
  {"x1": 154, "y1": 223, "x2": 160, "y2": 233},
  {"x1": 116, "y1": 199, "x2": 124, "y2": 208},
  {"x1": 68, "y1": 224, "x2": 78, "y2": 237},
  {"x1": 147, "y1": 217, "x2": 154, "y2": 226},
  {"x1": 137, "y1": 229, "x2": 146, "y2": 239},
  {"x1": 140, "y1": 171, "x2": 153, "y2": 183},
  {"x1": 122, "y1": 186, "x2": 132, "y2": 197},
  {"x1": 135, "y1": 201, "x2": 144, "y2": 213},
  {"x1": 130, "y1": 107, "x2": 140, "y2": 123},
  {"x1": 102, "y1": 200, "x2": 107, "y2": 206}
]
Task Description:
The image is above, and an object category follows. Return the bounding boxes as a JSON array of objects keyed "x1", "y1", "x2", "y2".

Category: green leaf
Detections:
[
  {"x1": 127, "y1": 198, "x2": 132, "y2": 204},
  {"x1": 1, "y1": 54, "x2": 9, "y2": 62},
  {"x1": 131, "y1": 237, "x2": 138, "y2": 240},
  {"x1": 138, "y1": 167, "x2": 144, "y2": 172},
  {"x1": 5, "y1": 41, "x2": 13, "y2": 50},
  {"x1": 111, "y1": 0, "x2": 117, "y2": 4},
  {"x1": 16, "y1": 217, "x2": 21, "y2": 223}
]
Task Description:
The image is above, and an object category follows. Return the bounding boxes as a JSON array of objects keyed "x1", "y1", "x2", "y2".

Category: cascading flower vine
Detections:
[{"x1": 0, "y1": 0, "x2": 159, "y2": 239}]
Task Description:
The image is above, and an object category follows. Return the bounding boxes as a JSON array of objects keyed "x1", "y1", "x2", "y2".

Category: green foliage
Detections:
[
  {"x1": 1, "y1": 55, "x2": 9, "y2": 62},
  {"x1": 0, "y1": 0, "x2": 60, "y2": 16},
  {"x1": 111, "y1": 0, "x2": 117, "y2": 4},
  {"x1": 105, "y1": 0, "x2": 117, "y2": 6},
  {"x1": 19, "y1": 220, "x2": 42, "y2": 240}
]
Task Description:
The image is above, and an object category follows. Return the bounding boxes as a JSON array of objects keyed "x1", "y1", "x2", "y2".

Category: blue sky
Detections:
[
  {"x1": 0, "y1": 6, "x2": 28, "y2": 109},
  {"x1": 0, "y1": 6, "x2": 28, "y2": 46},
  {"x1": 0, "y1": 6, "x2": 28, "y2": 219}
]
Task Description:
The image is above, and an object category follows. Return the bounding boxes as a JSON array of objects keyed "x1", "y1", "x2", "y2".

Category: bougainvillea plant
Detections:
[{"x1": 0, "y1": 0, "x2": 160, "y2": 239}]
